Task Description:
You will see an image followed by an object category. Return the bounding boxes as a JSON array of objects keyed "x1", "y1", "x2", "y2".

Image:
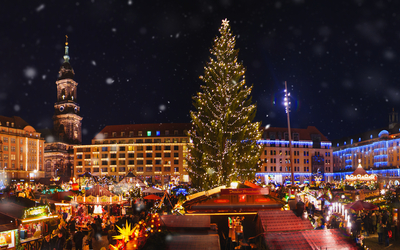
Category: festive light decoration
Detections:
[
  {"x1": 111, "y1": 213, "x2": 162, "y2": 250},
  {"x1": 187, "y1": 18, "x2": 262, "y2": 190}
]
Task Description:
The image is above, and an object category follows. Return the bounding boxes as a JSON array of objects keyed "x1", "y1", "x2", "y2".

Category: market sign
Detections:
[
  {"x1": 22, "y1": 205, "x2": 50, "y2": 219},
  {"x1": 220, "y1": 188, "x2": 269, "y2": 195},
  {"x1": 345, "y1": 174, "x2": 377, "y2": 181},
  {"x1": 0, "y1": 229, "x2": 17, "y2": 248}
]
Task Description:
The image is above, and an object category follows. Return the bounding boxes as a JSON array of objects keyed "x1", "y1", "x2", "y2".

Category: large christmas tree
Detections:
[{"x1": 187, "y1": 19, "x2": 263, "y2": 190}]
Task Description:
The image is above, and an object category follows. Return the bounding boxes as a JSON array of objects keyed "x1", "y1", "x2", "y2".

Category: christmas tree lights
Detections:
[{"x1": 187, "y1": 19, "x2": 262, "y2": 190}]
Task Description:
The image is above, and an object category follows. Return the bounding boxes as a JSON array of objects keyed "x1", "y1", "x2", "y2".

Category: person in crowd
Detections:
[
  {"x1": 95, "y1": 217, "x2": 102, "y2": 240},
  {"x1": 53, "y1": 230, "x2": 65, "y2": 250},
  {"x1": 377, "y1": 220, "x2": 384, "y2": 244},
  {"x1": 69, "y1": 218, "x2": 76, "y2": 233},
  {"x1": 41, "y1": 234, "x2": 52, "y2": 250},
  {"x1": 107, "y1": 224, "x2": 118, "y2": 246},
  {"x1": 64, "y1": 234, "x2": 73, "y2": 250},
  {"x1": 87, "y1": 224, "x2": 94, "y2": 250},
  {"x1": 356, "y1": 216, "x2": 362, "y2": 236},
  {"x1": 73, "y1": 227, "x2": 85, "y2": 250},
  {"x1": 371, "y1": 212, "x2": 377, "y2": 234}
]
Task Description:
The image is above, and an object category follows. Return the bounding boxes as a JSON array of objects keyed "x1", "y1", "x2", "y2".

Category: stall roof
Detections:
[
  {"x1": 264, "y1": 229, "x2": 358, "y2": 250},
  {"x1": 85, "y1": 184, "x2": 115, "y2": 197},
  {"x1": 161, "y1": 215, "x2": 210, "y2": 229},
  {"x1": 166, "y1": 235, "x2": 220, "y2": 250},
  {"x1": 257, "y1": 210, "x2": 313, "y2": 233},
  {"x1": 142, "y1": 187, "x2": 164, "y2": 194},
  {"x1": 0, "y1": 201, "x2": 26, "y2": 219}
]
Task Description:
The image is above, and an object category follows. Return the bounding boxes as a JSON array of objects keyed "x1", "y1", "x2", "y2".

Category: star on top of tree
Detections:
[{"x1": 221, "y1": 18, "x2": 229, "y2": 27}]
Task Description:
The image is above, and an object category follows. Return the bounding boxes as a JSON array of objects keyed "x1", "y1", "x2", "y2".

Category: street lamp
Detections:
[{"x1": 284, "y1": 81, "x2": 294, "y2": 185}]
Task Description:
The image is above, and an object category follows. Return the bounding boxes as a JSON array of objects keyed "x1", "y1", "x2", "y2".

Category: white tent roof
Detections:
[{"x1": 143, "y1": 187, "x2": 164, "y2": 194}]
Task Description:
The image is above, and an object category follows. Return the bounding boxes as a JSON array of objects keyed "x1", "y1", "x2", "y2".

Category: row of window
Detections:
[
  {"x1": 105, "y1": 130, "x2": 184, "y2": 138},
  {"x1": 0, "y1": 162, "x2": 43, "y2": 170},
  {"x1": 264, "y1": 166, "x2": 332, "y2": 172},
  {"x1": 76, "y1": 166, "x2": 180, "y2": 173},
  {"x1": 77, "y1": 151, "x2": 180, "y2": 159},
  {"x1": 77, "y1": 159, "x2": 181, "y2": 166},
  {"x1": 265, "y1": 150, "x2": 329, "y2": 157},
  {"x1": 77, "y1": 145, "x2": 182, "y2": 153}
]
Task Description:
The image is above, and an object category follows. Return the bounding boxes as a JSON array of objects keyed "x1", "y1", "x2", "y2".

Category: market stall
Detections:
[
  {"x1": 73, "y1": 185, "x2": 126, "y2": 232},
  {"x1": 345, "y1": 160, "x2": 377, "y2": 183},
  {"x1": 0, "y1": 214, "x2": 18, "y2": 250},
  {"x1": 0, "y1": 203, "x2": 58, "y2": 248}
]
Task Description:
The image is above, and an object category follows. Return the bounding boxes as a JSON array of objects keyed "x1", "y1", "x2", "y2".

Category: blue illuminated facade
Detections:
[{"x1": 333, "y1": 129, "x2": 400, "y2": 173}]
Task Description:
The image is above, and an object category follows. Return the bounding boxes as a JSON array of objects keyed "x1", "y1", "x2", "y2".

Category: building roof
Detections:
[
  {"x1": 262, "y1": 126, "x2": 329, "y2": 142},
  {"x1": 93, "y1": 123, "x2": 191, "y2": 140},
  {"x1": 85, "y1": 184, "x2": 115, "y2": 197},
  {"x1": 0, "y1": 201, "x2": 26, "y2": 219},
  {"x1": 257, "y1": 210, "x2": 313, "y2": 233},
  {"x1": 0, "y1": 115, "x2": 31, "y2": 130},
  {"x1": 166, "y1": 234, "x2": 220, "y2": 250},
  {"x1": 264, "y1": 229, "x2": 358, "y2": 250}
]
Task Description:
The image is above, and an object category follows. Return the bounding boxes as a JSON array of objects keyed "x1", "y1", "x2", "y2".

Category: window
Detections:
[
  {"x1": 119, "y1": 160, "x2": 125, "y2": 165},
  {"x1": 3, "y1": 138, "x2": 8, "y2": 143},
  {"x1": 147, "y1": 131, "x2": 151, "y2": 136},
  {"x1": 146, "y1": 153, "x2": 152, "y2": 158},
  {"x1": 137, "y1": 146, "x2": 143, "y2": 151},
  {"x1": 146, "y1": 160, "x2": 152, "y2": 164},
  {"x1": 128, "y1": 160, "x2": 134, "y2": 165},
  {"x1": 111, "y1": 146, "x2": 117, "y2": 151},
  {"x1": 146, "y1": 167, "x2": 153, "y2": 172},
  {"x1": 174, "y1": 152, "x2": 179, "y2": 157},
  {"x1": 112, "y1": 132, "x2": 117, "y2": 137},
  {"x1": 137, "y1": 160, "x2": 144, "y2": 165},
  {"x1": 128, "y1": 153, "x2": 134, "y2": 158},
  {"x1": 174, "y1": 146, "x2": 179, "y2": 150},
  {"x1": 155, "y1": 160, "x2": 162, "y2": 165},
  {"x1": 78, "y1": 161, "x2": 82, "y2": 166},
  {"x1": 138, "y1": 131, "x2": 143, "y2": 136},
  {"x1": 3, "y1": 146, "x2": 8, "y2": 151},
  {"x1": 155, "y1": 167, "x2": 162, "y2": 171},
  {"x1": 174, "y1": 167, "x2": 179, "y2": 172},
  {"x1": 85, "y1": 154, "x2": 91, "y2": 159},
  {"x1": 146, "y1": 146, "x2": 152, "y2": 150},
  {"x1": 110, "y1": 160, "x2": 117, "y2": 165},
  {"x1": 11, "y1": 138, "x2": 15, "y2": 143},
  {"x1": 101, "y1": 167, "x2": 108, "y2": 172},
  {"x1": 119, "y1": 146, "x2": 125, "y2": 151},
  {"x1": 101, "y1": 147, "x2": 108, "y2": 151},
  {"x1": 137, "y1": 153, "x2": 144, "y2": 158},
  {"x1": 155, "y1": 153, "x2": 162, "y2": 157},
  {"x1": 164, "y1": 153, "x2": 171, "y2": 157},
  {"x1": 174, "y1": 130, "x2": 178, "y2": 135},
  {"x1": 77, "y1": 155, "x2": 83, "y2": 159},
  {"x1": 165, "y1": 146, "x2": 171, "y2": 150},
  {"x1": 119, "y1": 153, "x2": 125, "y2": 158},
  {"x1": 110, "y1": 154, "x2": 117, "y2": 158},
  {"x1": 164, "y1": 167, "x2": 171, "y2": 172},
  {"x1": 93, "y1": 168, "x2": 100, "y2": 172},
  {"x1": 137, "y1": 167, "x2": 144, "y2": 172},
  {"x1": 174, "y1": 160, "x2": 179, "y2": 164},
  {"x1": 119, "y1": 167, "x2": 126, "y2": 172},
  {"x1": 145, "y1": 139, "x2": 152, "y2": 143},
  {"x1": 102, "y1": 160, "x2": 108, "y2": 165},
  {"x1": 156, "y1": 131, "x2": 160, "y2": 136},
  {"x1": 101, "y1": 153, "x2": 107, "y2": 158},
  {"x1": 165, "y1": 130, "x2": 169, "y2": 135}
]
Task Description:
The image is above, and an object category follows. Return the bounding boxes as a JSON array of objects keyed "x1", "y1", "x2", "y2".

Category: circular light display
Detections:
[{"x1": 59, "y1": 106, "x2": 64, "y2": 112}]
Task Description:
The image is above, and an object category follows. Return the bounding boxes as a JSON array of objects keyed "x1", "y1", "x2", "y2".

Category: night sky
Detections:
[{"x1": 1, "y1": 1, "x2": 400, "y2": 145}]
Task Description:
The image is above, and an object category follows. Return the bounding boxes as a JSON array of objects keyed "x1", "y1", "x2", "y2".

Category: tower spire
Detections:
[{"x1": 63, "y1": 35, "x2": 70, "y2": 63}]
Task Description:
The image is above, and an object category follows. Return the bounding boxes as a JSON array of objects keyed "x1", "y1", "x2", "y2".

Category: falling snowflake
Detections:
[
  {"x1": 159, "y1": 104, "x2": 166, "y2": 111},
  {"x1": 111, "y1": 28, "x2": 117, "y2": 33},
  {"x1": 36, "y1": 4, "x2": 45, "y2": 12},
  {"x1": 24, "y1": 67, "x2": 37, "y2": 79},
  {"x1": 91, "y1": 60, "x2": 97, "y2": 66},
  {"x1": 106, "y1": 78, "x2": 114, "y2": 85},
  {"x1": 14, "y1": 105, "x2": 20, "y2": 112}
]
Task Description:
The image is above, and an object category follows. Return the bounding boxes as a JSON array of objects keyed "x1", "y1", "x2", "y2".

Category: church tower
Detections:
[{"x1": 53, "y1": 36, "x2": 82, "y2": 144}]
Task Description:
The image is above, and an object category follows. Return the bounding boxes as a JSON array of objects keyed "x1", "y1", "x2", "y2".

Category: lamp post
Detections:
[{"x1": 284, "y1": 81, "x2": 294, "y2": 185}]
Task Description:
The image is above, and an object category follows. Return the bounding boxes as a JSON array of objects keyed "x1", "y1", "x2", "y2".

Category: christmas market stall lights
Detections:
[
  {"x1": 0, "y1": 219, "x2": 18, "y2": 250},
  {"x1": 0, "y1": 203, "x2": 57, "y2": 247}
]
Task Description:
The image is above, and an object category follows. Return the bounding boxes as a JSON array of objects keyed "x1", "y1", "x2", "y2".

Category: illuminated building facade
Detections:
[
  {"x1": 42, "y1": 38, "x2": 82, "y2": 178},
  {"x1": 73, "y1": 123, "x2": 191, "y2": 185},
  {"x1": 0, "y1": 116, "x2": 45, "y2": 183},
  {"x1": 333, "y1": 123, "x2": 400, "y2": 180},
  {"x1": 256, "y1": 126, "x2": 333, "y2": 184}
]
